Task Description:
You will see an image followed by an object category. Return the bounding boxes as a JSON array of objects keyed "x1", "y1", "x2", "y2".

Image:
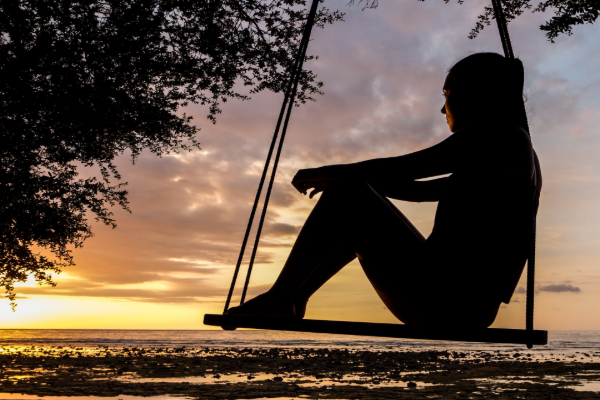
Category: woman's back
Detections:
[{"x1": 427, "y1": 124, "x2": 539, "y2": 303}]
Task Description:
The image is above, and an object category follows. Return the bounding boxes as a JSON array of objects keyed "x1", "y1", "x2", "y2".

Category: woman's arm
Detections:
[
  {"x1": 315, "y1": 141, "x2": 454, "y2": 183},
  {"x1": 292, "y1": 130, "x2": 463, "y2": 197},
  {"x1": 292, "y1": 125, "x2": 533, "y2": 198}
]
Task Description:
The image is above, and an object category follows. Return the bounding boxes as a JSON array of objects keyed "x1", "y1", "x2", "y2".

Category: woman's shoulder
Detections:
[
  {"x1": 454, "y1": 124, "x2": 532, "y2": 158},
  {"x1": 457, "y1": 123, "x2": 531, "y2": 146},
  {"x1": 454, "y1": 124, "x2": 534, "y2": 175}
]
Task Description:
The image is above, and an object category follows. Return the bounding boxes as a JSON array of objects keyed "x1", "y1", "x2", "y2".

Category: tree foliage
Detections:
[
  {"x1": 469, "y1": 0, "x2": 600, "y2": 41},
  {"x1": 0, "y1": 0, "x2": 343, "y2": 308},
  {"x1": 358, "y1": 0, "x2": 599, "y2": 42}
]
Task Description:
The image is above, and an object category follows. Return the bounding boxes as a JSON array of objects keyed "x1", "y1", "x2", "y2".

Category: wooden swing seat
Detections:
[{"x1": 203, "y1": 314, "x2": 548, "y2": 345}]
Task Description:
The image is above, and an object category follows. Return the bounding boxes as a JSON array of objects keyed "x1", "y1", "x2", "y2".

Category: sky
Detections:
[{"x1": 3, "y1": 0, "x2": 600, "y2": 330}]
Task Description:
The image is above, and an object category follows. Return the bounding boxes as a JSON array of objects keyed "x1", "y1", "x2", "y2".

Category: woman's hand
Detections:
[{"x1": 292, "y1": 168, "x2": 337, "y2": 199}]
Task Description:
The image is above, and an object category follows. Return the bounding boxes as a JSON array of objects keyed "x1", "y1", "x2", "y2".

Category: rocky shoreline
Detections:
[{"x1": 1, "y1": 346, "x2": 599, "y2": 399}]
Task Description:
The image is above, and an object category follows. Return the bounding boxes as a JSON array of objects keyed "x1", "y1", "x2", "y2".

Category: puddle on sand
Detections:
[
  {"x1": 567, "y1": 381, "x2": 600, "y2": 392},
  {"x1": 0, "y1": 377, "x2": 35, "y2": 381},
  {"x1": 116, "y1": 372, "x2": 434, "y2": 390},
  {"x1": 293, "y1": 374, "x2": 436, "y2": 389},
  {"x1": 471, "y1": 376, "x2": 600, "y2": 393},
  {"x1": 547, "y1": 376, "x2": 600, "y2": 392},
  {"x1": 0, "y1": 396, "x2": 345, "y2": 400},
  {"x1": 116, "y1": 372, "x2": 281, "y2": 385},
  {"x1": 471, "y1": 377, "x2": 542, "y2": 385},
  {"x1": 0, "y1": 395, "x2": 191, "y2": 400}
]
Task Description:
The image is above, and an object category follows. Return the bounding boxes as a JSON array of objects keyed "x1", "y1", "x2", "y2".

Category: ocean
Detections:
[{"x1": 0, "y1": 329, "x2": 598, "y2": 355}]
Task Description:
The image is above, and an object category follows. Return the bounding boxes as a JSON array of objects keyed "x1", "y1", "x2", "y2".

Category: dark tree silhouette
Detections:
[
  {"x1": 357, "y1": 0, "x2": 599, "y2": 42},
  {"x1": 0, "y1": 0, "x2": 343, "y2": 308},
  {"x1": 468, "y1": 0, "x2": 600, "y2": 41}
]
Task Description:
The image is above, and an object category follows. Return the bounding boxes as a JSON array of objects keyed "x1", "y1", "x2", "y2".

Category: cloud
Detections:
[
  {"x1": 263, "y1": 222, "x2": 301, "y2": 237},
  {"x1": 16, "y1": 277, "x2": 226, "y2": 304},
  {"x1": 538, "y1": 284, "x2": 581, "y2": 293},
  {"x1": 518, "y1": 284, "x2": 581, "y2": 294}
]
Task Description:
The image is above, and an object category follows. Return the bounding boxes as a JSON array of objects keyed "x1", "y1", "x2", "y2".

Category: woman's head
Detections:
[{"x1": 441, "y1": 52, "x2": 527, "y2": 133}]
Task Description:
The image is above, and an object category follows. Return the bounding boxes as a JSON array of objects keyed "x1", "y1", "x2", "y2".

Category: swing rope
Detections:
[
  {"x1": 491, "y1": 0, "x2": 515, "y2": 59},
  {"x1": 223, "y1": 0, "x2": 321, "y2": 313},
  {"x1": 490, "y1": 0, "x2": 537, "y2": 348}
]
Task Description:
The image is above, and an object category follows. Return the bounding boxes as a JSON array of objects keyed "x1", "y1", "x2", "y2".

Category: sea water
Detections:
[{"x1": 0, "y1": 329, "x2": 598, "y2": 355}]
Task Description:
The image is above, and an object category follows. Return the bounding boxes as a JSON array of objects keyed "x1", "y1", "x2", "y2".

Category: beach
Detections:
[
  {"x1": 1, "y1": 336, "x2": 600, "y2": 399},
  {"x1": 1, "y1": 329, "x2": 599, "y2": 399}
]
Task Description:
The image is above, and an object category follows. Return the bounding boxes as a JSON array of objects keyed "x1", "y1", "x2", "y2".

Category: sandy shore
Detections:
[{"x1": 1, "y1": 346, "x2": 599, "y2": 399}]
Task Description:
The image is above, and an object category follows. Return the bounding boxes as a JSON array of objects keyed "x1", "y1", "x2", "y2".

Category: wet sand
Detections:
[{"x1": 1, "y1": 345, "x2": 599, "y2": 399}]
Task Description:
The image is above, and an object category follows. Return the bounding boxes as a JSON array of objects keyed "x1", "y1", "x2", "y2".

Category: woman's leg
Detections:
[
  {"x1": 227, "y1": 180, "x2": 425, "y2": 318},
  {"x1": 292, "y1": 195, "x2": 424, "y2": 318},
  {"x1": 292, "y1": 244, "x2": 357, "y2": 319}
]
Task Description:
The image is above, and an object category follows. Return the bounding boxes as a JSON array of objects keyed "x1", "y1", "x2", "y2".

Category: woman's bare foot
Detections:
[
  {"x1": 293, "y1": 298, "x2": 308, "y2": 319},
  {"x1": 226, "y1": 291, "x2": 295, "y2": 318}
]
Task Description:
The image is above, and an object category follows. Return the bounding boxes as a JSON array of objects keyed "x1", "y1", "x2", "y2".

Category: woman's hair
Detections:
[{"x1": 448, "y1": 52, "x2": 528, "y2": 132}]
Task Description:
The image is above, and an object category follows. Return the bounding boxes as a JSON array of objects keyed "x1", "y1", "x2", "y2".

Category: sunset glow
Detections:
[{"x1": 5, "y1": 0, "x2": 600, "y2": 330}]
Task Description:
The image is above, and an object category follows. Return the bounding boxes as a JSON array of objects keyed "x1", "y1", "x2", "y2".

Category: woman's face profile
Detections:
[{"x1": 441, "y1": 71, "x2": 466, "y2": 133}]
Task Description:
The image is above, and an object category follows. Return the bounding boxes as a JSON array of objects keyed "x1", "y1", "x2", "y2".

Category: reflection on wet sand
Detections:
[
  {"x1": 115, "y1": 371, "x2": 434, "y2": 389},
  {"x1": 0, "y1": 345, "x2": 599, "y2": 399},
  {"x1": 0, "y1": 395, "x2": 193, "y2": 400}
]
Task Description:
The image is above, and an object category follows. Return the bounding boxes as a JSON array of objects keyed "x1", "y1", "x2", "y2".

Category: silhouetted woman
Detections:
[{"x1": 228, "y1": 52, "x2": 542, "y2": 329}]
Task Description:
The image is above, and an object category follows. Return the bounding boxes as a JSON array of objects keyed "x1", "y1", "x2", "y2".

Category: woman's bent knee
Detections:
[
  {"x1": 325, "y1": 179, "x2": 367, "y2": 193},
  {"x1": 322, "y1": 180, "x2": 378, "y2": 202}
]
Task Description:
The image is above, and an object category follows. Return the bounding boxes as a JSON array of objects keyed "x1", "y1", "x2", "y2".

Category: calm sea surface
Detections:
[{"x1": 0, "y1": 329, "x2": 598, "y2": 355}]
